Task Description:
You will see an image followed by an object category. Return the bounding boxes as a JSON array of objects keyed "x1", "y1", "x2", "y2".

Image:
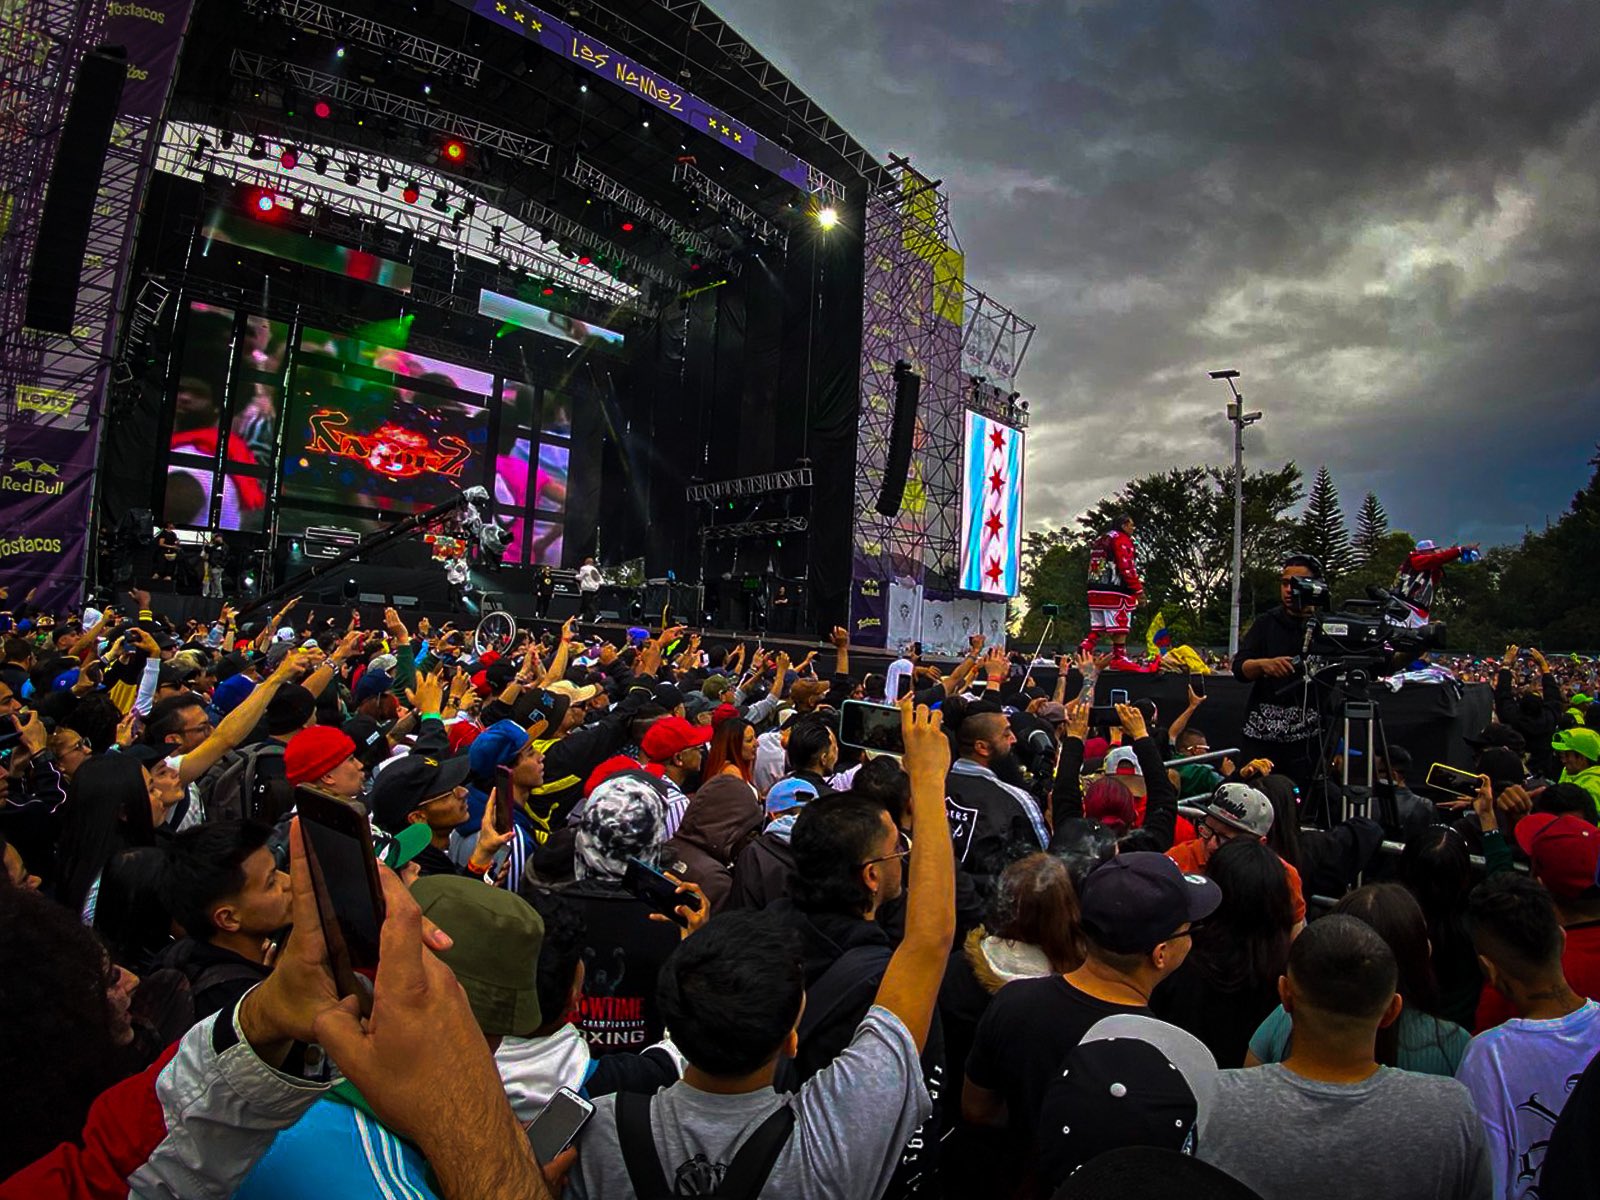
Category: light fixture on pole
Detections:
[{"x1": 1208, "y1": 369, "x2": 1261, "y2": 659}]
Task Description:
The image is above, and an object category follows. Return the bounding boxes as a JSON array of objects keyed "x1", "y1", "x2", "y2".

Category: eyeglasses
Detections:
[
  {"x1": 1198, "y1": 821, "x2": 1235, "y2": 845},
  {"x1": 861, "y1": 830, "x2": 912, "y2": 868}
]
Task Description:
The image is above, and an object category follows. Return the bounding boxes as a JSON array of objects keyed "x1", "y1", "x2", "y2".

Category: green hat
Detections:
[
  {"x1": 1571, "y1": 692, "x2": 1593, "y2": 707},
  {"x1": 411, "y1": 876, "x2": 543, "y2": 1037},
  {"x1": 377, "y1": 823, "x2": 432, "y2": 871},
  {"x1": 1552, "y1": 727, "x2": 1600, "y2": 763}
]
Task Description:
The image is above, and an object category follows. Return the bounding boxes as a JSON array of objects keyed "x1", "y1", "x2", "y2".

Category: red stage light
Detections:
[
  {"x1": 577, "y1": 254, "x2": 591, "y2": 265},
  {"x1": 542, "y1": 287, "x2": 554, "y2": 295},
  {"x1": 312, "y1": 99, "x2": 332, "y2": 118},
  {"x1": 443, "y1": 139, "x2": 466, "y2": 162},
  {"x1": 279, "y1": 147, "x2": 299, "y2": 169},
  {"x1": 254, "y1": 192, "x2": 277, "y2": 213},
  {"x1": 620, "y1": 221, "x2": 635, "y2": 232},
  {"x1": 402, "y1": 184, "x2": 420, "y2": 204}
]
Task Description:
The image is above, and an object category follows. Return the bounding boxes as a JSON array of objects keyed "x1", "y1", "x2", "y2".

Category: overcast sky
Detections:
[{"x1": 712, "y1": 0, "x2": 1600, "y2": 548}]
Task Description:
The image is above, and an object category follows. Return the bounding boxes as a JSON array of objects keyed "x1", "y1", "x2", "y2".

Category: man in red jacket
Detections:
[
  {"x1": 1393, "y1": 539, "x2": 1479, "y2": 627},
  {"x1": 1083, "y1": 515, "x2": 1144, "y2": 669}
]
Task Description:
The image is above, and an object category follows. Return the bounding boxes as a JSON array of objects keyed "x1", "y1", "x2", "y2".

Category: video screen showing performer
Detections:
[{"x1": 279, "y1": 367, "x2": 488, "y2": 512}]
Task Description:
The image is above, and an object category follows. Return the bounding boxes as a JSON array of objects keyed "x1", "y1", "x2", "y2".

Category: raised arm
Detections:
[
  {"x1": 1050, "y1": 698, "x2": 1091, "y2": 830},
  {"x1": 1167, "y1": 684, "x2": 1205, "y2": 745},
  {"x1": 831, "y1": 625, "x2": 850, "y2": 679},
  {"x1": 176, "y1": 650, "x2": 310, "y2": 784},
  {"x1": 871, "y1": 699, "x2": 955, "y2": 1054}
]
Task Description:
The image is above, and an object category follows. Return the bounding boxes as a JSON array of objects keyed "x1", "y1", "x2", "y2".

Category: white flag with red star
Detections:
[{"x1": 959, "y1": 411, "x2": 1024, "y2": 595}]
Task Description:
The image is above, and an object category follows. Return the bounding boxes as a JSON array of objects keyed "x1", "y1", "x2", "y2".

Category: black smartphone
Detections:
[
  {"x1": 1425, "y1": 762, "x2": 1483, "y2": 798},
  {"x1": 1089, "y1": 705, "x2": 1121, "y2": 728},
  {"x1": 494, "y1": 763, "x2": 516, "y2": 834},
  {"x1": 1109, "y1": 688, "x2": 1130, "y2": 706},
  {"x1": 526, "y1": 1087, "x2": 594, "y2": 1163},
  {"x1": 296, "y1": 785, "x2": 386, "y2": 1012},
  {"x1": 1191, "y1": 677, "x2": 1206, "y2": 698},
  {"x1": 622, "y1": 856, "x2": 701, "y2": 927},
  {"x1": 839, "y1": 699, "x2": 905, "y2": 755}
]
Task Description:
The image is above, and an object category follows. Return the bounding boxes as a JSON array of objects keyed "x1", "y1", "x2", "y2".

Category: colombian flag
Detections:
[{"x1": 1147, "y1": 612, "x2": 1172, "y2": 656}]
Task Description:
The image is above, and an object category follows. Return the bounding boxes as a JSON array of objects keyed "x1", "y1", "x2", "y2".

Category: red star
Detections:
[
  {"x1": 984, "y1": 510, "x2": 1003, "y2": 538},
  {"x1": 985, "y1": 557, "x2": 1003, "y2": 585},
  {"x1": 989, "y1": 427, "x2": 1006, "y2": 452},
  {"x1": 989, "y1": 468, "x2": 1005, "y2": 494}
]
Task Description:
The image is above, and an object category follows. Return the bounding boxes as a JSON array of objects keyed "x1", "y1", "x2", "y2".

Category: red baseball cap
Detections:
[
  {"x1": 640, "y1": 715, "x2": 713, "y2": 763},
  {"x1": 1515, "y1": 813, "x2": 1600, "y2": 900}
]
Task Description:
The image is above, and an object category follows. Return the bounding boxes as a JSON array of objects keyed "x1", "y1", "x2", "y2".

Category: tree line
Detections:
[{"x1": 1014, "y1": 448, "x2": 1600, "y2": 656}]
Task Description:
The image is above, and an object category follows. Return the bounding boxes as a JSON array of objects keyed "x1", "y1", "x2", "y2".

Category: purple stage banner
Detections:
[
  {"x1": 109, "y1": 0, "x2": 193, "y2": 118},
  {"x1": 0, "y1": 0, "x2": 193, "y2": 609},
  {"x1": 455, "y1": 0, "x2": 812, "y2": 192}
]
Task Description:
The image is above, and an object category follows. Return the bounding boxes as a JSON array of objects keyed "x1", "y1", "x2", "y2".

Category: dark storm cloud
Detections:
[{"x1": 712, "y1": 0, "x2": 1600, "y2": 545}]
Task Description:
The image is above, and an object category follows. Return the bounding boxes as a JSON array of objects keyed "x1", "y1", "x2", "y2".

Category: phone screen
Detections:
[
  {"x1": 1109, "y1": 688, "x2": 1130, "y2": 706},
  {"x1": 622, "y1": 856, "x2": 700, "y2": 926},
  {"x1": 839, "y1": 699, "x2": 905, "y2": 755},
  {"x1": 1088, "y1": 705, "x2": 1120, "y2": 728},
  {"x1": 296, "y1": 786, "x2": 386, "y2": 1003},
  {"x1": 495, "y1": 764, "x2": 515, "y2": 834},
  {"x1": 1426, "y1": 762, "x2": 1483, "y2": 797},
  {"x1": 527, "y1": 1087, "x2": 594, "y2": 1163}
]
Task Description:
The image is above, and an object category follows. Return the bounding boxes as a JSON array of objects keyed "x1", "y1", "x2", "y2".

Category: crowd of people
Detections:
[{"x1": 0, "y1": 567, "x2": 1598, "y2": 1200}]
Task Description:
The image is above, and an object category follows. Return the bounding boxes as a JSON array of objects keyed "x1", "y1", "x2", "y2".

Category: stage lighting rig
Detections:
[
  {"x1": 344, "y1": 164, "x2": 360, "y2": 185},
  {"x1": 816, "y1": 206, "x2": 839, "y2": 230},
  {"x1": 376, "y1": 170, "x2": 390, "y2": 192},
  {"x1": 279, "y1": 145, "x2": 300, "y2": 169},
  {"x1": 431, "y1": 190, "x2": 449, "y2": 213},
  {"x1": 248, "y1": 137, "x2": 268, "y2": 161},
  {"x1": 443, "y1": 138, "x2": 467, "y2": 163},
  {"x1": 402, "y1": 181, "x2": 421, "y2": 204}
]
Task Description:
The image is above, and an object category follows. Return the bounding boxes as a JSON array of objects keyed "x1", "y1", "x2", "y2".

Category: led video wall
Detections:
[
  {"x1": 161, "y1": 302, "x2": 572, "y2": 566},
  {"x1": 958, "y1": 411, "x2": 1025, "y2": 596}
]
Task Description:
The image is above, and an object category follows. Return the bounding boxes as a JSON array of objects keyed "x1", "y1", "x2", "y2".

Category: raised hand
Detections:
[
  {"x1": 407, "y1": 670, "x2": 444, "y2": 716},
  {"x1": 1114, "y1": 702, "x2": 1148, "y2": 741},
  {"x1": 1065, "y1": 697, "x2": 1091, "y2": 742}
]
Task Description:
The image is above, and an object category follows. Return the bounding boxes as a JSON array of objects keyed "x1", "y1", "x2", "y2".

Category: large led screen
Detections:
[
  {"x1": 279, "y1": 368, "x2": 488, "y2": 512},
  {"x1": 958, "y1": 411, "x2": 1025, "y2": 597}
]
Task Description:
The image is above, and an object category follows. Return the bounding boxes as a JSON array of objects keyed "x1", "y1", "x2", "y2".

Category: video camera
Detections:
[{"x1": 1289, "y1": 577, "x2": 1446, "y2": 658}]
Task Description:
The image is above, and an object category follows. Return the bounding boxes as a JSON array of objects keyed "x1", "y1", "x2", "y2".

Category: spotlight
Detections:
[
  {"x1": 491, "y1": 225, "x2": 502, "y2": 245},
  {"x1": 431, "y1": 190, "x2": 449, "y2": 213},
  {"x1": 443, "y1": 139, "x2": 466, "y2": 163},
  {"x1": 620, "y1": 220, "x2": 635, "y2": 232},
  {"x1": 422, "y1": 82, "x2": 433, "y2": 96},
  {"x1": 344, "y1": 164, "x2": 360, "y2": 185},
  {"x1": 247, "y1": 137, "x2": 267, "y2": 161},
  {"x1": 334, "y1": 42, "x2": 346, "y2": 58},
  {"x1": 462, "y1": 198, "x2": 476, "y2": 217},
  {"x1": 451, "y1": 212, "x2": 465, "y2": 230},
  {"x1": 313, "y1": 153, "x2": 328, "y2": 175},
  {"x1": 577, "y1": 254, "x2": 591, "y2": 265},
  {"x1": 312, "y1": 99, "x2": 332, "y2": 119},
  {"x1": 402, "y1": 181, "x2": 421, "y2": 204},
  {"x1": 220, "y1": 129, "x2": 235, "y2": 150},
  {"x1": 816, "y1": 206, "x2": 839, "y2": 230},
  {"x1": 376, "y1": 170, "x2": 390, "y2": 192},
  {"x1": 254, "y1": 191, "x2": 278, "y2": 213},
  {"x1": 189, "y1": 137, "x2": 209, "y2": 163},
  {"x1": 541, "y1": 286, "x2": 554, "y2": 295},
  {"x1": 579, "y1": 82, "x2": 588, "y2": 93},
  {"x1": 279, "y1": 145, "x2": 299, "y2": 169}
]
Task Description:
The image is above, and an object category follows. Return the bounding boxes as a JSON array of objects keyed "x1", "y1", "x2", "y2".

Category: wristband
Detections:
[
  {"x1": 465, "y1": 857, "x2": 491, "y2": 876},
  {"x1": 420, "y1": 711, "x2": 442, "y2": 723}
]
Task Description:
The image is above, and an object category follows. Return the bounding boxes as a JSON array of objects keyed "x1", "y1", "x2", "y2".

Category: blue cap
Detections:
[
  {"x1": 765, "y1": 777, "x2": 819, "y2": 817},
  {"x1": 52, "y1": 668, "x2": 81, "y2": 692},
  {"x1": 353, "y1": 669, "x2": 393, "y2": 704},
  {"x1": 214, "y1": 673, "x2": 256, "y2": 715},
  {"x1": 468, "y1": 719, "x2": 531, "y2": 776}
]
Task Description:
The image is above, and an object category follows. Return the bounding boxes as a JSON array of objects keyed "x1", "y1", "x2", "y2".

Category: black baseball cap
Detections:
[
  {"x1": 1078, "y1": 852, "x2": 1222, "y2": 954},
  {"x1": 1035, "y1": 1015, "x2": 1217, "y2": 1190},
  {"x1": 367, "y1": 752, "x2": 471, "y2": 833}
]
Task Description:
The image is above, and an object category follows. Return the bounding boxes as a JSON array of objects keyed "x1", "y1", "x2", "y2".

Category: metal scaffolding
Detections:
[
  {"x1": 686, "y1": 467, "x2": 812, "y2": 502},
  {"x1": 852, "y1": 167, "x2": 967, "y2": 587},
  {"x1": 671, "y1": 160, "x2": 788, "y2": 252},
  {"x1": 242, "y1": 0, "x2": 485, "y2": 84}
]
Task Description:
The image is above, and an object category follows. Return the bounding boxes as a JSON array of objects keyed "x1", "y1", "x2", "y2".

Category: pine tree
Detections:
[
  {"x1": 1297, "y1": 465, "x2": 1353, "y2": 578},
  {"x1": 1352, "y1": 491, "x2": 1390, "y2": 564}
]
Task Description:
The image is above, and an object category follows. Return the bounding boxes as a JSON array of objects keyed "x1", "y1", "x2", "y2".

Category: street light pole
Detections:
[{"x1": 1209, "y1": 370, "x2": 1261, "y2": 659}]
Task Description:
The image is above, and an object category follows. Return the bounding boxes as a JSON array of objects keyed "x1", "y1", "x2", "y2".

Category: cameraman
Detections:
[{"x1": 1233, "y1": 553, "x2": 1324, "y2": 790}]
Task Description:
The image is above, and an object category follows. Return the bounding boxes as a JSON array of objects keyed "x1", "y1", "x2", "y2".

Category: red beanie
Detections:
[{"x1": 286, "y1": 725, "x2": 358, "y2": 786}]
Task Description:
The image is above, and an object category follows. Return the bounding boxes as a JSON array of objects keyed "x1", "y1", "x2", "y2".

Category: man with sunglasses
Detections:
[{"x1": 1234, "y1": 552, "x2": 1325, "y2": 790}]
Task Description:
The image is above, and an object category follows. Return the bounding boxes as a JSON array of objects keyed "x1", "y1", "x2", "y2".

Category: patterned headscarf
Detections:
[{"x1": 575, "y1": 773, "x2": 667, "y2": 882}]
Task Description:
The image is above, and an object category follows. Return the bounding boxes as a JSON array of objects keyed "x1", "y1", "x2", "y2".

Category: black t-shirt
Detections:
[
  {"x1": 965, "y1": 974, "x2": 1146, "y2": 1144},
  {"x1": 563, "y1": 879, "x2": 682, "y2": 1057},
  {"x1": 1149, "y1": 958, "x2": 1281, "y2": 1069}
]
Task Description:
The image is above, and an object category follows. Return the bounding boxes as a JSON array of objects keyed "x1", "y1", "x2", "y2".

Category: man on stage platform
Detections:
[
  {"x1": 1393, "y1": 539, "x2": 1480, "y2": 627},
  {"x1": 1082, "y1": 515, "x2": 1148, "y2": 671}
]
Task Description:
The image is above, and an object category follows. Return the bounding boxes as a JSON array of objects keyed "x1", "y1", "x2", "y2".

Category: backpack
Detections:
[
  {"x1": 616, "y1": 1090, "x2": 794, "y2": 1200},
  {"x1": 198, "y1": 742, "x2": 290, "y2": 824}
]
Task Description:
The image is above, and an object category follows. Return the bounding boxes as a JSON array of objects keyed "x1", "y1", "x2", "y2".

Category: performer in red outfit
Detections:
[
  {"x1": 1394, "y1": 539, "x2": 1480, "y2": 627},
  {"x1": 1083, "y1": 515, "x2": 1147, "y2": 669}
]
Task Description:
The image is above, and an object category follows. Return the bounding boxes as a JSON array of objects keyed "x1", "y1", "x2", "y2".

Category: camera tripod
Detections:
[{"x1": 1308, "y1": 662, "x2": 1401, "y2": 830}]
